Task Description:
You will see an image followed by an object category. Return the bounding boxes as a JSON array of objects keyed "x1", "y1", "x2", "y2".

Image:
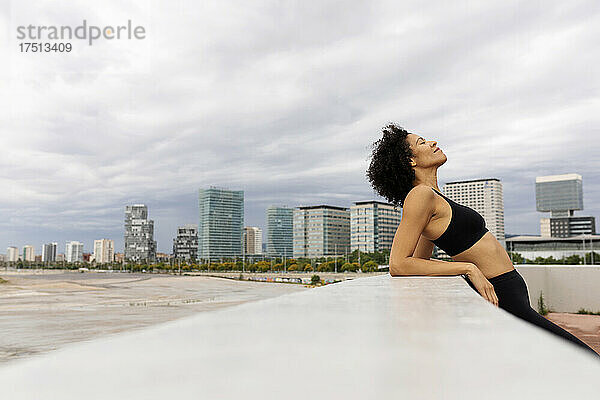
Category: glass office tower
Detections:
[
  {"x1": 266, "y1": 206, "x2": 293, "y2": 257},
  {"x1": 536, "y1": 174, "x2": 583, "y2": 217},
  {"x1": 536, "y1": 174, "x2": 595, "y2": 237},
  {"x1": 198, "y1": 187, "x2": 244, "y2": 261}
]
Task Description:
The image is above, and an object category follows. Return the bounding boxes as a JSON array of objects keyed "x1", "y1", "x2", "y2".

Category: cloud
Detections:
[{"x1": 1, "y1": 0, "x2": 599, "y2": 252}]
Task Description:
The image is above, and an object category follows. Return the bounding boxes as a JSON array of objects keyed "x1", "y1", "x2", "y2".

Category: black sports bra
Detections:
[{"x1": 430, "y1": 187, "x2": 488, "y2": 256}]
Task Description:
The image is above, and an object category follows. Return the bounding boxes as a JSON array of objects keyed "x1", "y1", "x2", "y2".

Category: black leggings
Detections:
[{"x1": 463, "y1": 269, "x2": 600, "y2": 359}]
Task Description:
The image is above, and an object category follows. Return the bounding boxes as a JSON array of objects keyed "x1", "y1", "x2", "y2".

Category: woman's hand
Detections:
[{"x1": 466, "y1": 265, "x2": 499, "y2": 307}]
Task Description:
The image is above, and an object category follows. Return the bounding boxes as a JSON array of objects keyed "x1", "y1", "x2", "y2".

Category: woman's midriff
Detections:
[{"x1": 450, "y1": 231, "x2": 515, "y2": 280}]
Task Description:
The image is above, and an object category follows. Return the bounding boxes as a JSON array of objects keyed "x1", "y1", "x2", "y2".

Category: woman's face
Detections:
[{"x1": 406, "y1": 133, "x2": 446, "y2": 168}]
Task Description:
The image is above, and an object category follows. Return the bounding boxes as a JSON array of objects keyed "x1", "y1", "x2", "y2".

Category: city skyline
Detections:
[
  {"x1": 2, "y1": 176, "x2": 599, "y2": 255},
  {"x1": 2, "y1": 1, "x2": 600, "y2": 253}
]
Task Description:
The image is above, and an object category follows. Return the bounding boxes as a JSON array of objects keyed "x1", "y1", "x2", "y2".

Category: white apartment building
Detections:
[
  {"x1": 66, "y1": 241, "x2": 84, "y2": 263},
  {"x1": 7, "y1": 246, "x2": 19, "y2": 262},
  {"x1": 42, "y1": 242, "x2": 58, "y2": 263},
  {"x1": 442, "y1": 178, "x2": 506, "y2": 248},
  {"x1": 22, "y1": 245, "x2": 35, "y2": 262},
  {"x1": 93, "y1": 239, "x2": 115, "y2": 264},
  {"x1": 244, "y1": 227, "x2": 263, "y2": 255},
  {"x1": 351, "y1": 201, "x2": 401, "y2": 253}
]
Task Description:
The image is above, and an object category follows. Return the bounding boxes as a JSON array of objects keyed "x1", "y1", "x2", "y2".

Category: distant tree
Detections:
[
  {"x1": 287, "y1": 264, "x2": 298, "y2": 272},
  {"x1": 508, "y1": 252, "x2": 523, "y2": 264},
  {"x1": 341, "y1": 262, "x2": 357, "y2": 272},
  {"x1": 258, "y1": 263, "x2": 270, "y2": 273},
  {"x1": 565, "y1": 254, "x2": 582, "y2": 265},
  {"x1": 311, "y1": 274, "x2": 321, "y2": 285},
  {"x1": 317, "y1": 262, "x2": 331, "y2": 272},
  {"x1": 218, "y1": 262, "x2": 235, "y2": 271},
  {"x1": 256, "y1": 261, "x2": 270, "y2": 268},
  {"x1": 585, "y1": 252, "x2": 599, "y2": 265},
  {"x1": 545, "y1": 256, "x2": 557, "y2": 265},
  {"x1": 362, "y1": 260, "x2": 378, "y2": 272}
]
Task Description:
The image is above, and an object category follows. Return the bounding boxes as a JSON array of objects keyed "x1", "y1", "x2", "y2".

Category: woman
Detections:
[{"x1": 366, "y1": 123, "x2": 599, "y2": 358}]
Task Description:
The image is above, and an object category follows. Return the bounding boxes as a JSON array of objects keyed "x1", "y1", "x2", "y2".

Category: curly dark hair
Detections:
[{"x1": 366, "y1": 123, "x2": 416, "y2": 208}]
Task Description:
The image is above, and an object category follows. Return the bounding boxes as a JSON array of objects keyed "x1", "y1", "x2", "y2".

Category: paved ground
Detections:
[
  {"x1": 546, "y1": 312, "x2": 600, "y2": 355},
  {"x1": 0, "y1": 271, "x2": 307, "y2": 363}
]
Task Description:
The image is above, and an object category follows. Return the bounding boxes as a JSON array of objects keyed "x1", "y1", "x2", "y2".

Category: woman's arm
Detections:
[{"x1": 412, "y1": 235, "x2": 434, "y2": 260}]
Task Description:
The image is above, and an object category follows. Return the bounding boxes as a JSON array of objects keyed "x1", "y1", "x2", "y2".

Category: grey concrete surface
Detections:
[
  {"x1": 516, "y1": 265, "x2": 600, "y2": 312},
  {"x1": 0, "y1": 272, "x2": 307, "y2": 363},
  {"x1": 1, "y1": 274, "x2": 599, "y2": 399}
]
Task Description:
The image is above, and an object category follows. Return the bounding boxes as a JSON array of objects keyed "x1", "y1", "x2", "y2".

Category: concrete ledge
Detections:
[{"x1": 1, "y1": 275, "x2": 600, "y2": 399}]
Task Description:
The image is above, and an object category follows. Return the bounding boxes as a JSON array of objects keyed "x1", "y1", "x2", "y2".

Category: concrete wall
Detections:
[
  {"x1": 516, "y1": 265, "x2": 600, "y2": 313},
  {"x1": 1, "y1": 274, "x2": 599, "y2": 399}
]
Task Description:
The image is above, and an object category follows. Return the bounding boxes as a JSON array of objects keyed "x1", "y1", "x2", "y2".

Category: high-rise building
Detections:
[
  {"x1": 266, "y1": 206, "x2": 293, "y2": 257},
  {"x1": 351, "y1": 201, "x2": 401, "y2": 253},
  {"x1": 7, "y1": 246, "x2": 19, "y2": 262},
  {"x1": 536, "y1": 173, "x2": 583, "y2": 217},
  {"x1": 536, "y1": 174, "x2": 596, "y2": 237},
  {"x1": 42, "y1": 242, "x2": 57, "y2": 263},
  {"x1": 124, "y1": 204, "x2": 157, "y2": 263},
  {"x1": 441, "y1": 178, "x2": 506, "y2": 248},
  {"x1": 198, "y1": 187, "x2": 244, "y2": 261},
  {"x1": 244, "y1": 227, "x2": 263, "y2": 255},
  {"x1": 93, "y1": 239, "x2": 115, "y2": 264},
  {"x1": 22, "y1": 245, "x2": 35, "y2": 262},
  {"x1": 173, "y1": 224, "x2": 198, "y2": 261},
  {"x1": 293, "y1": 205, "x2": 350, "y2": 258},
  {"x1": 65, "y1": 241, "x2": 84, "y2": 263}
]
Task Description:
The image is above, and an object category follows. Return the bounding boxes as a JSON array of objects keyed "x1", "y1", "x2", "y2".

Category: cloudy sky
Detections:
[{"x1": 1, "y1": 0, "x2": 599, "y2": 254}]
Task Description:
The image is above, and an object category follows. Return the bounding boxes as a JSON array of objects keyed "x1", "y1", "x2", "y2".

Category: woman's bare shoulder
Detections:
[{"x1": 404, "y1": 185, "x2": 435, "y2": 204}]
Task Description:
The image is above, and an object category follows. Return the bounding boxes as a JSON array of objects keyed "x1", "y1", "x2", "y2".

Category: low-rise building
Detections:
[{"x1": 506, "y1": 234, "x2": 600, "y2": 262}]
